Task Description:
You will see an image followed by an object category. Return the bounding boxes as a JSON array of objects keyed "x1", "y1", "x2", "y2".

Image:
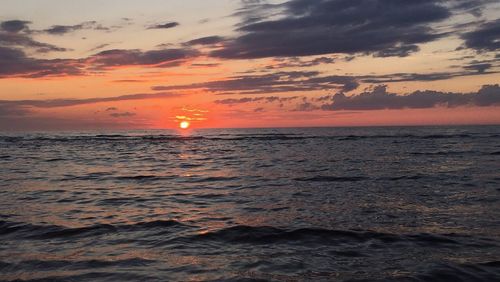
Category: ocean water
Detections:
[{"x1": 0, "y1": 126, "x2": 499, "y2": 281}]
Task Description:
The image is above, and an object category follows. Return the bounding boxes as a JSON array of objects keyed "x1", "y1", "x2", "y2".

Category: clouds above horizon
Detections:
[
  {"x1": 210, "y1": 84, "x2": 500, "y2": 111},
  {"x1": 152, "y1": 71, "x2": 359, "y2": 94},
  {"x1": 0, "y1": 20, "x2": 31, "y2": 33},
  {"x1": 462, "y1": 19, "x2": 500, "y2": 52},
  {"x1": 42, "y1": 21, "x2": 112, "y2": 35},
  {"x1": 212, "y1": 0, "x2": 453, "y2": 59},
  {"x1": 0, "y1": 46, "x2": 199, "y2": 78},
  {"x1": 319, "y1": 84, "x2": 500, "y2": 111},
  {"x1": 147, "y1": 21, "x2": 179, "y2": 30},
  {"x1": 0, "y1": 20, "x2": 68, "y2": 53}
]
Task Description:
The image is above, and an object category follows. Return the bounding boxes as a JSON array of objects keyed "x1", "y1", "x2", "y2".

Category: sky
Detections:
[{"x1": 0, "y1": 0, "x2": 499, "y2": 130}]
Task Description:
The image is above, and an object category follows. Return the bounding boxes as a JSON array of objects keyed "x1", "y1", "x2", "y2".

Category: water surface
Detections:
[{"x1": 1, "y1": 126, "x2": 499, "y2": 281}]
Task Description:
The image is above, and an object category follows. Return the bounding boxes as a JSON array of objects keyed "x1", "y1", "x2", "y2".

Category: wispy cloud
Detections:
[
  {"x1": 152, "y1": 71, "x2": 359, "y2": 94},
  {"x1": 0, "y1": 92, "x2": 182, "y2": 109},
  {"x1": 147, "y1": 22, "x2": 179, "y2": 29}
]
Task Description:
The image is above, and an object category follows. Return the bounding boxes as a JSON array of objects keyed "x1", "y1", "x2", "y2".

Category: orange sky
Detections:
[{"x1": 0, "y1": 0, "x2": 499, "y2": 130}]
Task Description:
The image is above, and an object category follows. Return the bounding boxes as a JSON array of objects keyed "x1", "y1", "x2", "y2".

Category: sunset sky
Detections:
[{"x1": 1, "y1": 0, "x2": 499, "y2": 130}]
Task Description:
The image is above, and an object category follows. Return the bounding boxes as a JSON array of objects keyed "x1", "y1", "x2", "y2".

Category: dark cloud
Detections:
[
  {"x1": 293, "y1": 101, "x2": 319, "y2": 111},
  {"x1": 214, "y1": 96, "x2": 299, "y2": 105},
  {"x1": 0, "y1": 92, "x2": 182, "y2": 109},
  {"x1": 43, "y1": 21, "x2": 97, "y2": 35},
  {"x1": 463, "y1": 63, "x2": 493, "y2": 73},
  {"x1": 105, "y1": 107, "x2": 118, "y2": 111},
  {"x1": 0, "y1": 30, "x2": 68, "y2": 53},
  {"x1": 462, "y1": 19, "x2": 500, "y2": 52},
  {"x1": 0, "y1": 45, "x2": 199, "y2": 78},
  {"x1": 184, "y1": 36, "x2": 225, "y2": 46},
  {"x1": 190, "y1": 63, "x2": 220, "y2": 68},
  {"x1": 212, "y1": 0, "x2": 452, "y2": 59},
  {"x1": 320, "y1": 84, "x2": 500, "y2": 110},
  {"x1": 40, "y1": 21, "x2": 118, "y2": 35},
  {"x1": 360, "y1": 68, "x2": 499, "y2": 84},
  {"x1": 147, "y1": 22, "x2": 179, "y2": 29},
  {"x1": 152, "y1": 71, "x2": 358, "y2": 94},
  {"x1": 450, "y1": 0, "x2": 498, "y2": 17},
  {"x1": 0, "y1": 20, "x2": 31, "y2": 33},
  {"x1": 0, "y1": 46, "x2": 83, "y2": 78},
  {"x1": 265, "y1": 56, "x2": 335, "y2": 69},
  {"x1": 110, "y1": 111, "x2": 136, "y2": 118},
  {"x1": 87, "y1": 48, "x2": 199, "y2": 69}
]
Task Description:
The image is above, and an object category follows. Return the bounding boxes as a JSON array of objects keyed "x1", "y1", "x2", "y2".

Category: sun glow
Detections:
[{"x1": 179, "y1": 121, "x2": 190, "y2": 129}]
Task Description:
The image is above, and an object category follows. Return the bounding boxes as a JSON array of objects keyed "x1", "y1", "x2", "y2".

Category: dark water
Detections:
[{"x1": 1, "y1": 126, "x2": 499, "y2": 281}]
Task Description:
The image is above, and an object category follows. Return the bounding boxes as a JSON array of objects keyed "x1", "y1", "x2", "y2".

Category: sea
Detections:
[{"x1": 0, "y1": 126, "x2": 499, "y2": 281}]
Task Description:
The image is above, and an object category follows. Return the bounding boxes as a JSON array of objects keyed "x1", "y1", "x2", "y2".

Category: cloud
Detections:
[
  {"x1": 0, "y1": 20, "x2": 68, "y2": 52},
  {"x1": 450, "y1": 0, "x2": 498, "y2": 17},
  {"x1": 184, "y1": 36, "x2": 225, "y2": 46},
  {"x1": 0, "y1": 46, "x2": 83, "y2": 78},
  {"x1": 319, "y1": 84, "x2": 500, "y2": 110},
  {"x1": 360, "y1": 68, "x2": 499, "y2": 84},
  {"x1": 43, "y1": 21, "x2": 98, "y2": 35},
  {"x1": 212, "y1": 84, "x2": 500, "y2": 112},
  {"x1": 264, "y1": 56, "x2": 335, "y2": 69},
  {"x1": 190, "y1": 63, "x2": 220, "y2": 68},
  {"x1": 0, "y1": 91, "x2": 182, "y2": 109},
  {"x1": 0, "y1": 46, "x2": 199, "y2": 78},
  {"x1": 293, "y1": 101, "x2": 319, "y2": 111},
  {"x1": 110, "y1": 111, "x2": 136, "y2": 118},
  {"x1": 462, "y1": 19, "x2": 500, "y2": 52},
  {"x1": 147, "y1": 22, "x2": 179, "y2": 29},
  {"x1": 463, "y1": 62, "x2": 493, "y2": 73},
  {"x1": 0, "y1": 20, "x2": 31, "y2": 33},
  {"x1": 89, "y1": 43, "x2": 111, "y2": 52},
  {"x1": 87, "y1": 48, "x2": 199, "y2": 70},
  {"x1": 212, "y1": 0, "x2": 453, "y2": 59},
  {"x1": 214, "y1": 96, "x2": 299, "y2": 105},
  {"x1": 152, "y1": 71, "x2": 359, "y2": 94}
]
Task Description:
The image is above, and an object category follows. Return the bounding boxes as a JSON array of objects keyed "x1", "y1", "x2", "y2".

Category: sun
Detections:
[{"x1": 179, "y1": 121, "x2": 190, "y2": 129}]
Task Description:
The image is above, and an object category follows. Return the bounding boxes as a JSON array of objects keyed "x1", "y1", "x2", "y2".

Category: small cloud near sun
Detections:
[{"x1": 173, "y1": 106, "x2": 209, "y2": 128}]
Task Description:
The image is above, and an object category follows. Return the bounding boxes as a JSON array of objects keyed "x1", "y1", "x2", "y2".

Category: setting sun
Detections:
[{"x1": 179, "y1": 121, "x2": 190, "y2": 129}]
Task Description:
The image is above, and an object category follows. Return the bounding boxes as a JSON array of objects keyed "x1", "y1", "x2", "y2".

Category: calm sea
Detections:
[{"x1": 1, "y1": 126, "x2": 499, "y2": 281}]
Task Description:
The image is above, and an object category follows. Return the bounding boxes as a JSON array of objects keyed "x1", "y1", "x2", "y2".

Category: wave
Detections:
[
  {"x1": 5, "y1": 221, "x2": 493, "y2": 248},
  {"x1": 59, "y1": 174, "x2": 176, "y2": 182},
  {"x1": 396, "y1": 261, "x2": 500, "y2": 282},
  {"x1": 175, "y1": 225, "x2": 497, "y2": 248},
  {"x1": 0, "y1": 220, "x2": 187, "y2": 240},
  {"x1": 294, "y1": 176, "x2": 368, "y2": 182},
  {"x1": 411, "y1": 150, "x2": 476, "y2": 156},
  {"x1": 0, "y1": 257, "x2": 155, "y2": 273}
]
